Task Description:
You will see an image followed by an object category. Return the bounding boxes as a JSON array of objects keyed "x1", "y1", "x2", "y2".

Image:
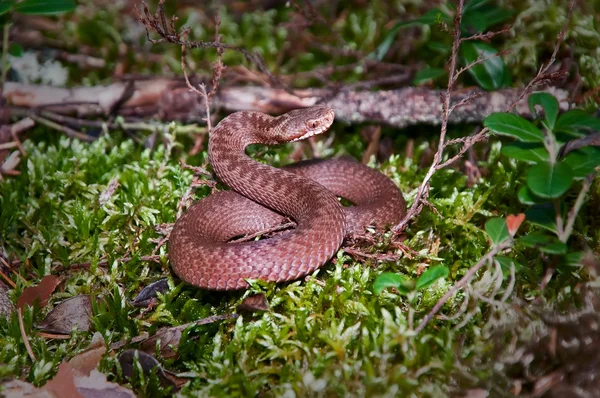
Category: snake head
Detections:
[{"x1": 272, "y1": 105, "x2": 335, "y2": 143}]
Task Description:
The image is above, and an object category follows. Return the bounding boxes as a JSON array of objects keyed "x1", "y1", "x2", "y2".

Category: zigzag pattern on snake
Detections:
[{"x1": 169, "y1": 106, "x2": 406, "y2": 290}]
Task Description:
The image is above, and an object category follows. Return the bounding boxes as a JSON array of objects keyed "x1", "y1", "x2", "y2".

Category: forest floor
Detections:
[{"x1": 1, "y1": 1, "x2": 600, "y2": 397}]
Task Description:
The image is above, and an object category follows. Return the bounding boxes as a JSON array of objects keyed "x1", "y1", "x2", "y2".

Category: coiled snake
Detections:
[{"x1": 169, "y1": 106, "x2": 406, "y2": 290}]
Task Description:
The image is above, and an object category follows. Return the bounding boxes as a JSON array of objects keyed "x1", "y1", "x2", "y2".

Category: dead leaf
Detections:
[
  {"x1": 17, "y1": 275, "x2": 61, "y2": 309},
  {"x1": 130, "y1": 279, "x2": 169, "y2": 308},
  {"x1": 1, "y1": 345, "x2": 135, "y2": 398},
  {"x1": 1, "y1": 380, "x2": 55, "y2": 397},
  {"x1": 462, "y1": 389, "x2": 489, "y2": 398},
  {"x1": 38, "y1": 295, "x2": 92, "y2": 334},
  {"x1": 44, "y1": 362, "x2": 83, "y2": 398},
  {"x1": 506, "y1": 213, "x2": 526, "y2": 237},
  {"x1": 73, "y1": 369, "x2": 136, "y2": 398},
  {"x1": 139, "y1": 314, "x2": 239, "y2": 359},
  {"x1": 118, "y1": 349, "x2": 175, "y2": 390},
  {"x1": 162, "y1": 369, "x2": 189, "y2": 390},
  {"x1": 69, "y1": 332, "x2": 106, "y2": 377},
  {"x1": 139, "y1": 325, "x2": 183, "y2": 359},
  {"x1": 237, "y1": 293, "x2": 269, "y2": 312}
]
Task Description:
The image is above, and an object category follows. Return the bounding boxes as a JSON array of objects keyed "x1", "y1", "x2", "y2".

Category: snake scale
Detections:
[{"x1": 169, "y1": 106, "x2": 406, "y2": 290}]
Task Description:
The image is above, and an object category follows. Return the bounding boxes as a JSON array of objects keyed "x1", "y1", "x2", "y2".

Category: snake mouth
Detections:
[{"x1": 290, "y1": 126, "x2": 328, "y2": 142}]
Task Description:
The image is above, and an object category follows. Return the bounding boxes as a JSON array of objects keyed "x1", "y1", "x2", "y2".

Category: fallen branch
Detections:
[{"x1": 3, "y1": 81, "x2": 570, "y2": 129}]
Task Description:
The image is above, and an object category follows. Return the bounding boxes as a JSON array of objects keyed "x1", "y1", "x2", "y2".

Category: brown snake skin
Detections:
[{"x1": 169, "y1": 106, "x2": 406, "y2": 290}]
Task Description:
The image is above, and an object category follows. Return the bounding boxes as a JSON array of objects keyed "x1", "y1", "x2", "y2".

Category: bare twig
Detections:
[
  {"x1": 137, "y1": 1, "x2": 288, "y2": 91},
  {"x1": 505, "y1": 0, "x2": 575, "y2": 114},
  {"x1": 561, "y1": 173, "x2": 594, "y2": 243},
  {"x1": 18, "y1": 308, "x2": 37, "y2": 362},
  {"x1": 401, "y1": 0, "x2": 576, "y2": 335},
  {"x1": 393, "y1": 0, "x2": 575, "y2": 235},
  {"x1": 229, "y1": 221, "x2": 297, "y2": 243},
  {"x1": 28, "y1": 114, "x2": 94, "y2": 142},
  {"x1": 414, "y1": 240, "x2": 512, "y2": 334},
  {"x1": 392, "y1": 0, "x2": 469, "y2": 233}
]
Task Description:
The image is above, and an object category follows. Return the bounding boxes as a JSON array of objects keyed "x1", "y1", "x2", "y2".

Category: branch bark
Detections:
[{"x1": 2, "y1": 81, "x2": 570, "y2": 129}]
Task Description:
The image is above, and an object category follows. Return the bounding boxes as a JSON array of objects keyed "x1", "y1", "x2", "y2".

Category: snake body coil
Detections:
[{"x1": 169, "y1": 106, "x2": 406, "y2": 290}]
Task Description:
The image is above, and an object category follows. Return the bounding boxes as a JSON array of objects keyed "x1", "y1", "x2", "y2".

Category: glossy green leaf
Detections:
[
  {"x1": 518, "y1": 186, "x2": 544, "y2": 205},
  {"x1": 485, "y1": 113, "x2": 545, "y2": 142},
  {"x1": 462, "y1": 0, "x2": 514, "y2": 32},
  {"x1": 485, "y1": 217, "x2": 509, "y2": 245},
  {"x1": 525, "y1": 203, "x2": 558, "y2": 233},
  {"x1": 372, "y1": 8, "x2": 450, "y2": 61},
  {"x1": 563, "y1": 147, "x2": 600, "y2": 179},
  {"x1": 373, "y1": 272, "x2": 412, "y2": 295},
  {"x1": 501, "y1": 142, "x2": 549, "y2": 163},
  {"x1": 555, "y1": 110, "x2": 600, "y2": 136},
  {"x1": 528, "y1": 92, "x2": 559, "y2": 130},
  {"x1": 462, "y1": 7, "x2": 514, "y2": 32},
  {"x1": 519, "y1": 232, "x2": 567, "y2": 254},
  {"x1": 412, "y1": 67, "x2": 446, "y2": 85},
  {"x1": 0, "y1": 0, "x2": 14, "y2": 16},
  {"x1": 416, "y1": 265, "x2": 449, "y2": 291},
  {"x1": 461, "y1": 41, "x2": 510, "y2": 90},
  {"x1": 494, "y1": 255, "x2": 522, "y2": 276},
  {"x1": 13, "y1": 0, "x2": 75, "y2": 14},
  {"x1": 527, "y1": 161, "x2": 573, "y2": 198}
]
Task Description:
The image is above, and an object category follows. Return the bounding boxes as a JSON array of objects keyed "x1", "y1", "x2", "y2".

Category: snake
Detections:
[{"x1": 169, "y1": 105, "x2": 406, "y2": 290}]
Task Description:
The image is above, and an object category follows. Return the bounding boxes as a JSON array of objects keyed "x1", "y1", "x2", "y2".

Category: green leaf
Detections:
[
  {"x1": 13, "y1": 0, "x2": 75, "y2": 14},
  {"x1": 519, "y1": 232, "x2": 567, "y2": 254},
  {"x1": 527, "y1": 161, "x2": 574, "y2": 198},
  {"x1": 555, "y1": 110, "x2": 600, "y2": 136},
  {"x1": 563, "y1": 147, "x2": 600, "y2": 179},
  {"x1": 461, "y1": 41, "x2": 510, "y2": 90},
  {"x1": 412, "y1": 67, "x2": 446, "y2": 85},
  {"x1": 8, "y1": 42, "x2": 23, "y2": 57},
  {"x1": 518, "y1": 186, "x2": 544, "y2": 205},
  {"x1": 0, "y1": 0, "x2": 14, "y2": 16},
  {"x1": 427, "y1": 41, "x2": 451, "y2": 54},
  {"x1": 494, "y1": 255, "x2": 522, "y2": 276},
  {"x1": 462, "y1": 5, "x2": 514, "y2": 32},
  {"x1": 528, "y1": 92, "x2": 559, "y2": 131},
  {"x1": 416, "y1": 265, "x2": 449, "y2": 291},
  {"x1": 372, "y1": 8, "x2": 450, "y2": 61},
  {"x1": 484, "y1": 113, "x2": 545, "y2": 142},
  {"x1": 501, "y1": 141, "x2": 549, "y2": 163},
  {"x1": 525, "y1": 203, "x2": 558, "y2": 233},
  {"x1": 563, "y1": 251, "x2": 585, "y2": 267},
  {"x1": 373, "y1": 273, "x2": 412, "y2": 295},
  {"x1": 485, "y1": 217, "x2": 509, "y2": 245}
]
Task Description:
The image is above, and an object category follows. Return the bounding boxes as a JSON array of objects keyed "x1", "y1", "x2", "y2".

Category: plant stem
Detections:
[
  {"x1": 1, "y1": 23, "x2": 11, "y2": 88},
  {"x1": 413, "y1": 240, "x2": 512, "y2": 334},
  {"x1": 554, "y1": 198, "x2": 564, "y2": 239},
  {"x1": 561, "y1": 174, "x2": 594, "y2": 243}
]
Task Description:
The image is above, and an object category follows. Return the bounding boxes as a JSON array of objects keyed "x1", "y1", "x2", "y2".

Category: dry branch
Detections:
[{"x1": 2, "y1": 81, "x2": 570, "y2": 129}]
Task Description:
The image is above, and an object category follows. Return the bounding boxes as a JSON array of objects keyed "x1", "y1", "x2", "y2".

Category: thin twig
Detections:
[
  {"x1": 414, "y1": 241, "x2": 512, "y2": 334},
  {"x1": 505, "y1": 0, "x2": 575, "y2": 114},
  {"x1": 561, "y1": 173, "x2": 594, "y2": 243},
  {"x1": 137, "y1": 1, "x2": 289, "y2": 92},
  {"x1": 393, "y1": 0, "x2": 575, "y2": 234},
  {"x1": 18, "y1": 308, "x2": 37, "y2": 362},
  {"x1": 28, "y1": 114, "x2": 94, "y2": 142},
  {"x1": 392, "y1": 0, "x2": 467, "y2": 233}
]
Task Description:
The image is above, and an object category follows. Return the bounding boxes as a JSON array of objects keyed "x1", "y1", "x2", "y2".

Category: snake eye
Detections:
[{"x1": 307, "y1": 120, "x2": 320, "y2": 129}]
